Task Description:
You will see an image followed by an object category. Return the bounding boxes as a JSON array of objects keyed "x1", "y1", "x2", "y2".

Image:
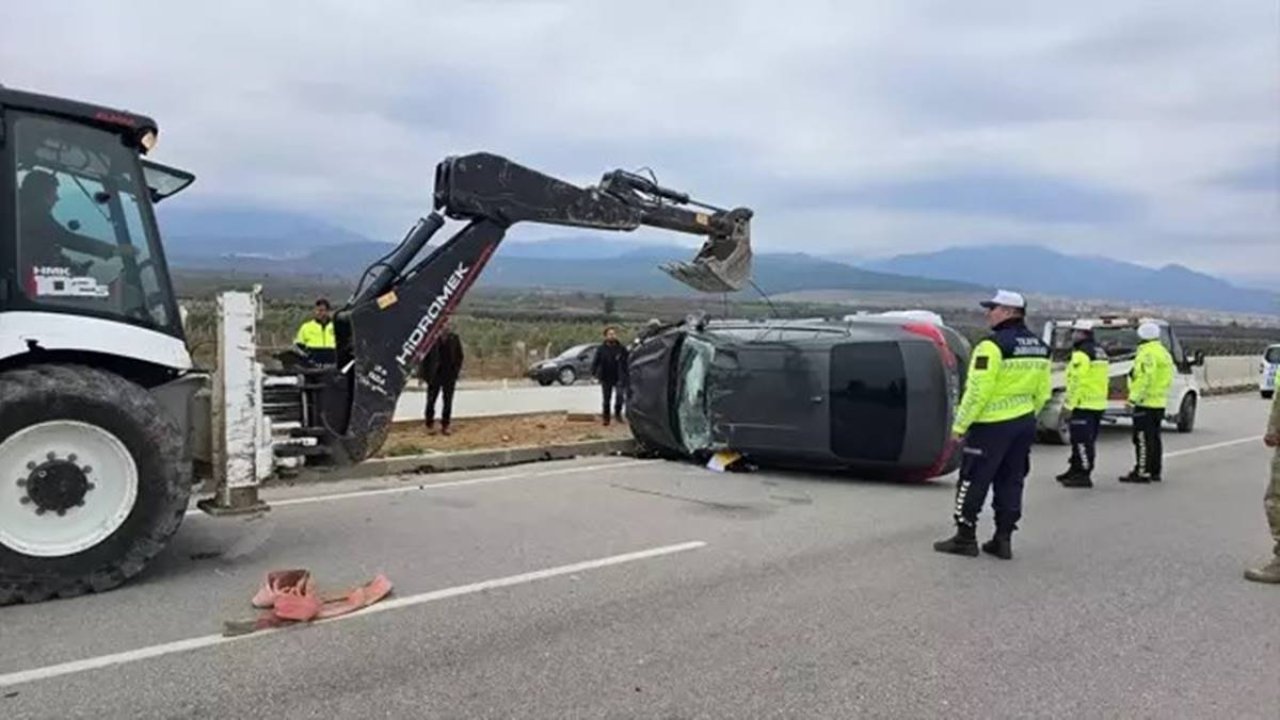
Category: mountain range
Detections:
[{"x1": 155, "y1": 206, "x2": 1279, "y2": 316}]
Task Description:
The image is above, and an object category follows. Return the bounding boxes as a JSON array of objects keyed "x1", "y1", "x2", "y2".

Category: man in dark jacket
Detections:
[
  {"x1": 419, "y1": 320, "x2": 465, "y2": 435},
  {"x1": 592, "y1": 326, "x2": 629, "y2": 426}
]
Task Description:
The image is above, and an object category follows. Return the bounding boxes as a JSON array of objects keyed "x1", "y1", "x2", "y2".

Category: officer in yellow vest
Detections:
[
  {"x1": 1120, "y1": 321, "x2": 1174, "y2": 483},
  {"x1": 1056, "y1": 321, "x2": 1110, "y2": 488},
  {"x1": 934, "y1": 290, "x2": 1052, "y2": 560},
  {"x1": 294, "y1": 298, "x2": 337, "y2": 366}
]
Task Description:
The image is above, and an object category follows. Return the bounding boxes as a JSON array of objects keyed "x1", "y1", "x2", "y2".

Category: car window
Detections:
[
  {"x1": 829, "y1": 341, "x2": 907, "y2": 461},
  {"x1": 1266, "y1": 347, "x2": 1280, "y2": 364}
]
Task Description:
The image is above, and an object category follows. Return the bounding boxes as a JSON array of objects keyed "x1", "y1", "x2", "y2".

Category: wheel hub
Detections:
[{"x1": 20, "y1": 453, "x2": 95, "y2": 516}]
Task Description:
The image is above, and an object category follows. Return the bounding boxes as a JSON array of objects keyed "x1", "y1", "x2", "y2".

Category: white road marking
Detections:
[
  {"x1": 1166, "y1": 436, "x2": 1263, "y2": 458},
  {"x1": 186, "y1": 458, "x2": 654, "y2": 516},
  {"x1": 0, "y1": 540, "x2": 707, "y2": 689}
]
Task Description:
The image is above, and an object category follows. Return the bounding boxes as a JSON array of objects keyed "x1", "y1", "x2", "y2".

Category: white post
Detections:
[{"x1": 198, "y1": 287, "x2": 270, "y2": 515}]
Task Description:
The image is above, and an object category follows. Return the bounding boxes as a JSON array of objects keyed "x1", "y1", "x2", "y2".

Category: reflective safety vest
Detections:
[
  {"x1": 295, "y1": 319, "x2": 336, "y2": 350},
  {"x1": 1127, "y1": 339, "x2": 1174, "y2": 409},
  {"x1": 1065, "y1": 340, "x2": 1109, "y2": 411},
  {"x1": 953, "y1": 320, "x2": 1052, "y2": 435}
]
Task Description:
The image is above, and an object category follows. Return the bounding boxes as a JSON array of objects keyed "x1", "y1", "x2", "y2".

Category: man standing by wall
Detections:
[
  {"x1": 934, "y1": 290, "x2": 1051, "y2": 560},
  {"x1": 294, "y1": 298, "x2": 336, "y2": 366},
  {"x1": 1057, "y1": 321, "x2": 1110, "y2": 488},
  {"x1": 420, "y1": 319, "x2": 465, "y2": 435},
  {"x1": 592, "y1": 326, "x2": 629, "y2": 426},
  {"x1": 1244, "y1": 390, "x2": 1280, "y2": 584},
  {"x1": 1120, "y1": 322, "x2": 1174, "y2": 484}
]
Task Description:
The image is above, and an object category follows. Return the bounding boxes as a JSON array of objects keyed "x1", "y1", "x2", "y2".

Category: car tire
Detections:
[
  {"x1": 1175, "y1": 393, "x2": 1197, "y2": 433},
  {"x1": 0, "y1": 364, "x2": 191, "y2": 606},
  {"x1": 537, "y1": 377, "x2": 554, "y2": 387},
  {"x1": 558, "y1": 367, "x2": 576, "y2": 386},
  {"x1": 1264, "y1": 390, "x2": 1274, "y2": 400}
]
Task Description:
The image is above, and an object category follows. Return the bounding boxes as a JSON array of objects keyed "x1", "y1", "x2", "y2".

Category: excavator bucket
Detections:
[{"x1": 660, "y1": 215, "x2": 754, "y2": 294}]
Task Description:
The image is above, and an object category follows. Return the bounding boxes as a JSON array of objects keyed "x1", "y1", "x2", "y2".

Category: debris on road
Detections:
[{"x1": 222, "y1": 569, "x2": 393, "y2": 637}]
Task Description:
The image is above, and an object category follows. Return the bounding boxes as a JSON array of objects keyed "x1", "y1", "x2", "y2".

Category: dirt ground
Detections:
[{"x1": 376, "y1": 412, "x2": 633, "y2": 457}]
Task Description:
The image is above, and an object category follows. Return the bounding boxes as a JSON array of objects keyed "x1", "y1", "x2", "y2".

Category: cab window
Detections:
[{"x1": 11, "y1": 112, "x2": 174, "y2": 331}]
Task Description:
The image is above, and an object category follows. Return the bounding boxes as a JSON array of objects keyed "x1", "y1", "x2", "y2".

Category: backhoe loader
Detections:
[{"x1": 0, "y1": 85, "x2": 753, "y2": 605}]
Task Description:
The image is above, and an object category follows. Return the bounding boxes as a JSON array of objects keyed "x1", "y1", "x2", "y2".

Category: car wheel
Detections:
[
  {"x1": 558, "y1": 367, "x2": 577, "y2": 386},
  {"x1": 537, "y1": 377, "x2": 553, "y2": 387},
  {"x1": 1176, "y1": 393, "x2": 1197, "y2": 433},
  {"x1": 1264, "y1": 390, "x2": 1275, "y2": 400}
]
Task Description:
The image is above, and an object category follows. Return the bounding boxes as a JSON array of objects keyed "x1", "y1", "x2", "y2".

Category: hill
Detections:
[
  {"x1": 862, "y1": 244, "x2": 1280, "y2": 316},
  {"x1": 161, "y1": 224, "x2": 986, "y2": 297}
]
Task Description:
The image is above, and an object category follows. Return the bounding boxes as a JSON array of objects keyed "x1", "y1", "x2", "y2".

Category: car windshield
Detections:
[
  {"x1": 10, "y1": 112, "x2": 176, "y2": 332},
  {"x1": 1266, "y1": 346, "x2": 1280, "y2": 364},
  {"x1": 674, "y1": 335, "x2": 715, "y2": 451}
]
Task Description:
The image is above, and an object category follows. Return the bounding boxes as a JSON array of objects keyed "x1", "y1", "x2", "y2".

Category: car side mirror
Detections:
[{"x1": 1192, "y1": 350, "x2": 1205, "y2": 366}]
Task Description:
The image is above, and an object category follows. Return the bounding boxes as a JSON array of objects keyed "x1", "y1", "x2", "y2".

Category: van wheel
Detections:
[
  {"x1": 1176, "y1": 394, "x2": 1197, "y2": 433},
  {"x1": 1264, "y1": 390, "x2": 1275, "y2": 400}
]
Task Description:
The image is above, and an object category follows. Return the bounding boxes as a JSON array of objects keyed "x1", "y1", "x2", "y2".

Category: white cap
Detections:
[
  {"x1": 1137, "y1": 322, "x2": 1161, "y2": 340},
  {"x1": 980, "y1": 289, "x2": 1026, "y2": 310}
]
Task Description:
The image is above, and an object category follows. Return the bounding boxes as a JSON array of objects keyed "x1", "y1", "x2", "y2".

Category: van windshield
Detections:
[{"x1": 1049, "y1": 324, "x2": 1165, "y2": 362}]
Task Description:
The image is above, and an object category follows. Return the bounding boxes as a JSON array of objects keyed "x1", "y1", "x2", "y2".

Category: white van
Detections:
[
  {"x1": 1036, "y1": 315, "x2": 1203, "y2": 444},
  {"x1": 1261, "y1": 343, "x2": 1280, "y2": 399}
]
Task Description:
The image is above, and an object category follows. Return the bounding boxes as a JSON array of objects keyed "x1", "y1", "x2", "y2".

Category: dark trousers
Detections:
[
  {"x1": 1068, "y1": 409, "x2": 1103, "y2": 474},
  {"x1": 953, "y1": 415, "x2": 1037, "y2": 534},
  {"x1": 601, "y1": 380, "x2": 625, "y2": 421},
  {"x1": 426, "y1": 378, "x2": 457, "y2": 428},
  {"x1": 1131, "y1": 406, "x2": 1163, "y2": 478}
]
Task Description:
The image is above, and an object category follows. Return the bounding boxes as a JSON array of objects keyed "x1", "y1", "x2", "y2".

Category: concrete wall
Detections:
[{"x1": 1197, "y1": 355, "x2": 1262, "y2": 391}]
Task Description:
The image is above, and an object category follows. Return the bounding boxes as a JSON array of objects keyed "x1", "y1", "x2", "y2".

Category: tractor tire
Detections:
[{"x1": 0, "y1": 364, "x2": 191, "y2": 606}]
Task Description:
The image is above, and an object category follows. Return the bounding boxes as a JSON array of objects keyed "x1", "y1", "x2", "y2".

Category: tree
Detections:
[{"x1": 603, "y1": 294, "x2": 617, "y2": 318}]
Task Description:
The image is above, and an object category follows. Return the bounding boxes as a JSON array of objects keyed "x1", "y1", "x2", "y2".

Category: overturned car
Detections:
[{"x1": 625, "y1": 313, "x2": 971, "y2": 481}]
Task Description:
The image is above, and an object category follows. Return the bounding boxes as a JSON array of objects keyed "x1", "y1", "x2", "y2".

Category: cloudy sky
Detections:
[{"x1": 4, "y1": 1, "x2": 1277, "y2": 283}]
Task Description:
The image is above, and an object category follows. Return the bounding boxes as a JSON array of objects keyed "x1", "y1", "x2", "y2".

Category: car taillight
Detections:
[
  {"x1": 899, "y1": 321, "x2": 960, "y2": 482},
  {"x1": 903, "y1": 322, "x2": 956, "y2": 368}
]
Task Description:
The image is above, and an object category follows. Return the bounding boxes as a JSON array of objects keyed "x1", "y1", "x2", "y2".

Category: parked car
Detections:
[
  {"x1": 527, "y1": 343, "x2": 599, "y2": 386},
  {"x1": 1260, "y1": 343, "x2": 1280, "y2": 400},
  {"x1": 625, "y1": 313, "x2": 971, "y2": 481}
]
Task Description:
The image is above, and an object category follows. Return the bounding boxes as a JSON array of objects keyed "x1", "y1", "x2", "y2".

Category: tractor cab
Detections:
[{"x1": 0, "y1": 86, "x2": 193, "y2": 366}]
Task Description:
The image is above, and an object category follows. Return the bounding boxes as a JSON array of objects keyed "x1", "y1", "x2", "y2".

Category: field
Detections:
[{"x1": 174, "y1": 270, "x2": 1280, "y2": 378}]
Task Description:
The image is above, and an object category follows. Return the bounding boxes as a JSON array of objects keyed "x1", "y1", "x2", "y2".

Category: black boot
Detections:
[
  {"x1": 1119, "y1": 471, "x2": 1150, "y2": 484},
  {"x1": 982, "y1": 532, "x2": 1013, "y2": 560},
  {"x1": 1061, "y1": 472, "x2": 1093, "y2": 488},
  {"x1": 933, "y1": 523, "x2": 979, "y2": 556}
]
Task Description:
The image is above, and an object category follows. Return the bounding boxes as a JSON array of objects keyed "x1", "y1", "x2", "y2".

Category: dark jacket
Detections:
[
  {"x1": 419, "y1": 331, "x2": 464, "y2": 385},
  {"x1": 592, "y1": 340, "x2": 629, "y2": 384}
]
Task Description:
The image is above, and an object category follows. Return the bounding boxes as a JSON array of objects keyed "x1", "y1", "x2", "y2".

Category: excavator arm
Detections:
[{"x1": 312, "y1": 152, "x2": 753, "y2": 463}]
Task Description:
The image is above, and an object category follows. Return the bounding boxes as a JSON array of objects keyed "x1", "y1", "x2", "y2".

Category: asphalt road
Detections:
[{"x1": 2, "y1": 395, "x2": 1277, "y2": 719}]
